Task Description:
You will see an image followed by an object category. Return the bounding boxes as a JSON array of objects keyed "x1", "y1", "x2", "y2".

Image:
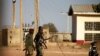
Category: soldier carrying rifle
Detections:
[{"x1": 34, "y1": 26, "x2": 47, "y2": 56}]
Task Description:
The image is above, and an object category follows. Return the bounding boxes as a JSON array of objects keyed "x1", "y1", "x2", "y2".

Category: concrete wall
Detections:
[
  {"x1": 8, "y1": 28, "x2": 21, "y2": 47},
  {"x1": 43, "y1": 28, "x2": 50, "y2": 43},
  {"x1": 2, "y1": 28, "x2": 21, "y2": 47},
  {"x1": 50, "y1": 33, "x2": 72, "y2": 42}
]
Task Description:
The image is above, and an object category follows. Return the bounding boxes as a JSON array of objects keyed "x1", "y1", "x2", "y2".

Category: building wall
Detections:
[
  {"x1": 0, "y1": 0, "x2": 2, "y2": 45},
  {"x1": 76, "y1": 15, "x2": 100, "y2": 43},
  {"x1": 8, "y1": 28, "x2": 21, "y2": 46},
  {"x1": 72, "y1": 15, "x2": 77, "y2": 42},
  {"x1": 43, "y1": 28, "x2": 50, "y2": 43},
  {"x1": 2, "y1": 29, "x2": 8, "y2": 46},
  {"x1": 63, "y1": 33, "x2": 72, "y2": 41},
  {"x1": 50, "y1": 33, "x2": 72, "y2": 42},
  {"x1": 2, "y1": 28, "x2": 21, "y2": 47},
  {"x1": 0, "y1": 0, "x2": 2, "y2": 30},
  {"x1": 0, "y1": 31, "x2": 2, "y2": 46}
]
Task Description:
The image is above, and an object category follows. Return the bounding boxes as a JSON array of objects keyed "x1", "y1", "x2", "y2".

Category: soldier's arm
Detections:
[
  {"x1": 34, "y1": 34, "x2": 37, "y2": 42},
  {"x1": 41, "y1": 35, "x2": 47, "y2": 49}
]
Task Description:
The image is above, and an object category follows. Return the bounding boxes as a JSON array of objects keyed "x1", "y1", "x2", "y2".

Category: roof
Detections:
[{"x1": 68, "y1": 4, "x2": 95, "y2": 15}]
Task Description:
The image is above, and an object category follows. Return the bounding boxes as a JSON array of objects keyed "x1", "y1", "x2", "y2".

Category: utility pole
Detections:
[
  {"x1": 34, "y1": 0, "x2": 39, "y2": 38},
  {"x1": 12, "y1": 0, "x2": 16, "y2": 31},
  {"x1": 12, "y1": 0, "x2": 16, "y2": 46},
  {"x1": 20, "y1": 0, "x2": 24, "y2": 49}
]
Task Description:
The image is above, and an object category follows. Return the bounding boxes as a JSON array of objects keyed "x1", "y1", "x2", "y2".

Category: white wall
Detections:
[{"x1": 77, "y1": 16, "x2": 100, "y2": 41}]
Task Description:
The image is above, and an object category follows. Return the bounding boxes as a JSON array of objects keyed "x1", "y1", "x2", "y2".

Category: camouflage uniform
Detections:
[
  {"x1": 34, "y1": 26, "x2": 47, "y2": 56},
  {"x1": 25, "y1": 33, "x2": 34, "y2": 56},
  {"x1": 34, "y1": 32, "x2": 44, "y2": 56}
]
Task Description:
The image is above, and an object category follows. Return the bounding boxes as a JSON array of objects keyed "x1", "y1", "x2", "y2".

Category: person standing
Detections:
[
  {"x1": 24, "y1": 29, "x2": 35, "y2": 56},
  {"x1": 34, "y1": 26, "x2": 47, "y2": 56}
]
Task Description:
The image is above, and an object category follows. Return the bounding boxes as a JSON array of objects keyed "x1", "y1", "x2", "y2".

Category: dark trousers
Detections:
[{"x1": 36, "y1": 46, "x2": 43, "y2": 56}]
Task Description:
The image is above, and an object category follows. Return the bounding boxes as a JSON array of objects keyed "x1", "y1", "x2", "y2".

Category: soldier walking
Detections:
[
  {"x1": 34, "y1": 26, "x2": 47, "y2": 56},
  {"x1": 24, "y1": 29, "x2": 35, "y2": 56}
]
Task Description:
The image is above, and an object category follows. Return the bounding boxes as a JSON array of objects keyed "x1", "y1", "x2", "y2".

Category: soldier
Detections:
[
  {"x1": 89, "y1": 41, "x2": 99, "y2": 56},
  {"x1": 34, "y1": 26, "x2": 47, "y2": 56},
  {"x1": 24, "y1": 29, "x2": 35, "y2": 56}
]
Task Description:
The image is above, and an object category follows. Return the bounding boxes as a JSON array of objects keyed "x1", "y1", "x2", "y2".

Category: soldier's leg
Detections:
[
  {"x1": 36, "y1": 48, "x2": 40, "y2": 56},
  {"x1": 28, "y1": 46, "x2": 34, "y2": 56},
  {"x1": 25, "y1": 47, "x2": 28, "y2": 56},
  {"x1": 39, "y1": 47, "x2": 43, "y2": 56}
]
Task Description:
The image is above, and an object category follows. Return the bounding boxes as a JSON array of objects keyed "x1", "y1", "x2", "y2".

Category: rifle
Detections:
[
  {"x1": 42, "y1": 37, "x2": 53, "y2": 49},
  {"x1": 42, "y1": 40, "x2": 47, "y2": 49}
]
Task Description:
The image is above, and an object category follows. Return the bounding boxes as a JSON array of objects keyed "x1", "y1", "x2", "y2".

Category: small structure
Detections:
[
  {"x1": 68, "y1": 4, "x2": 100, "y2": 44},
  {"x1": 2, "y1": 28, "x2": 21, "y2": 46}
]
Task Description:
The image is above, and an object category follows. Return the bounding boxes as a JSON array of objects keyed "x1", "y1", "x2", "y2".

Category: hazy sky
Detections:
[{"x1": 1, "y1": 0, "x2": 100, "y2": 32}]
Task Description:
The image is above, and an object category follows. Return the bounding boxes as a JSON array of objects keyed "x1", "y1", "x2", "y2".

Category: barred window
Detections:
[
  {"x1": 85, "y1": 33, "x2": 92, "y2": 41},
  {"x1": 85, "y1": 33, "x2": 100, "y2": 41},
  {"x1": 94, "y1": 22, "x2": 100, "y2": 30},
  {"x1": 94, "y1": 33, "x2": 100, "y2": 41},
  {"x1": 85, "y1": 22, "x2": 93, "y2": 30},
  {"x1": 85, "y1": 22, "x2": 100, "y2": 31}
]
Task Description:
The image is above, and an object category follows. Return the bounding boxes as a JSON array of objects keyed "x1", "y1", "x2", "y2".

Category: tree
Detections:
[
  {"x1": 93, "y1": 3, "x2": 100, "y2": 12},
  {"x1": 43, "y1": 23, "x2": 58, "y2": 32},
  {"x1": 96, "y1": 3, "x2": 100, "y2": 12}
]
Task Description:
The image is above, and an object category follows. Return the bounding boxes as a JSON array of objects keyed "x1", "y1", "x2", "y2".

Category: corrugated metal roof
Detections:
[
  {"x1": 72, "y1": 5, "x2": 94, "y2": 12},
  {"x1": 68, "y1": 4, "x2": 95, "y2": 15}
]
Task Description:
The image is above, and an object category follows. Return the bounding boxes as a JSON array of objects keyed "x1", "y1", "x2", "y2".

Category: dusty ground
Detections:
[{"x1": 0, "y1": 42, "x2": 100, "y2": 56}]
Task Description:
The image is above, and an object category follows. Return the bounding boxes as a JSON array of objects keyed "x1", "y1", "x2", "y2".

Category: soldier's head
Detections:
[
  {"x1": 91, "y1": 41, "x2": 96, "y2": 46},
  {"x1": 29, "y1": 29, "x2": 34, "y2": 34},
  {"x1": 38, "y1": 26, "x2": 43, "y2": 33}
]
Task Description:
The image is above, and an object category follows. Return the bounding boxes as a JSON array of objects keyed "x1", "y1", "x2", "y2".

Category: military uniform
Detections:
[
  {"x1": 34, "y1": 31, "x2": 47, "y2": 56},
  {"x1": 25, "y1": 33, "x2": 34, "y2": 56},
  {"x1": 34, "y1": 26, "x2": 47, "y2": 56}
]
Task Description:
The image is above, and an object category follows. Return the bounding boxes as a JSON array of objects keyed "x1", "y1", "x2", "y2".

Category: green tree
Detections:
[
  {"x1": 43, "y1": 23, "x2": 58, "y2": 32},
  {"x1": 96, "y1": 3, "x2": 100, "y2": 12},
  {"x1": 93, "y1": 3, "x2": 100, "y2": 12}
]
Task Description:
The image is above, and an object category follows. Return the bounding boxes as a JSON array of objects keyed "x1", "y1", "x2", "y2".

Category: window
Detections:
[
  {"x1": 94, "y1": 33, "x2": 100, "y2": 41},
  {"x1": 85, "y1": 22, "x2": 93, "y2": 30},
  {"x1": 94, "y1": 22, "x2": 100, "y2": 30},
  {"x1": 85, "y1": 33, "x2": 92, "y2": 41},
  {"x1": 85, "y1": 33, "x2": 100, "y2": 41},
  {"x1": 85, "y1": 22, "x2": 100, "y2": 31}
]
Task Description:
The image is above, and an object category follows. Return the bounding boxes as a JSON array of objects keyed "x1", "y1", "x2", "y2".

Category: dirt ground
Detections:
[{"x1": 0, "y1": 42, "x2": 100, "y2": 56}]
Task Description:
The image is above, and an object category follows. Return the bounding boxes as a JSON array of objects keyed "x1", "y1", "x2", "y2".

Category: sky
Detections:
[{"x1": 1, "y1": 0, "x2": 100, "y2": 33}]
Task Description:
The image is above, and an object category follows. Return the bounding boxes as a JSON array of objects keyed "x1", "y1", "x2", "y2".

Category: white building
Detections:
[{"x1": 68, "y1": 4, "x2": 100, "y2": 44}]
